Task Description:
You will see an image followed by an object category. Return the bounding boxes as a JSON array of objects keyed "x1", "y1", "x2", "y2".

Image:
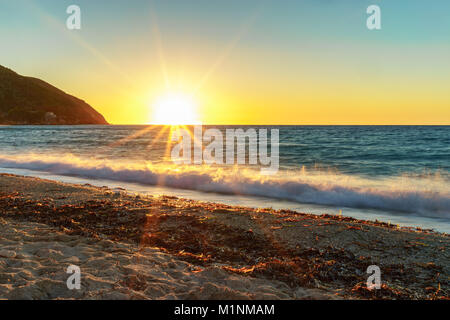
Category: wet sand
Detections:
[{"x1": 0, "y1": 173, "x2": 448, "y2": 299}]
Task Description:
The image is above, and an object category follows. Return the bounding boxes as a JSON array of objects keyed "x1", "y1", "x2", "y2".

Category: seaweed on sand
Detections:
[{"x1": 0, "y1": 192, "x2": 448, "y2": 299}]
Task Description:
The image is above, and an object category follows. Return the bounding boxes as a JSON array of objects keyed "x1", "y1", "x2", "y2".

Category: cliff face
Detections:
[{"x1": 0, "y1": 65, "x2": 108, "y2": 125}]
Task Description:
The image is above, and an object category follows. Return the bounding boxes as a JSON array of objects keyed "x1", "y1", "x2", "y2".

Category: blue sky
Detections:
[{"x1": 0, "y1": 0, "x2": 449, "y2": 124}]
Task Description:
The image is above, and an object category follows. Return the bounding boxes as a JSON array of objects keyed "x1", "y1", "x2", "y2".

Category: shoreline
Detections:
[
  {"x1": 1, "y1": 165, "x2": 448, "y2": 234},
  {"x1": 0, "y1": 173, "x2": 448, "y2": 299}
]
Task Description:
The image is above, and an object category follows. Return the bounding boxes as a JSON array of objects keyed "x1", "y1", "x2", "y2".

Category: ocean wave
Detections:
[{"x1": 0, "y1": 154, "x2": 449, "y2": 218}]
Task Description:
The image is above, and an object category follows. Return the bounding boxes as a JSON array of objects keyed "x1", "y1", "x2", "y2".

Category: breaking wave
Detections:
[{"x1": 0, "y1": 154, "x2": 448, "y2": 218}]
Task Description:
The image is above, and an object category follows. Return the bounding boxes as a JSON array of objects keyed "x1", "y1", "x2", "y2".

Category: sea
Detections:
[{"x1": 0, "y1": 125, "x2": 448, "y2": 233}]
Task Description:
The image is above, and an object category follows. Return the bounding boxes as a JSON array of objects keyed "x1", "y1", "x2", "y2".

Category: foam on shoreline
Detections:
[
  {"x1": 0, "y1": 154, "x2": 448, "y2": 219},
  {"x1": 0, "y1": 173, "x2": 448, "y2": 300}
]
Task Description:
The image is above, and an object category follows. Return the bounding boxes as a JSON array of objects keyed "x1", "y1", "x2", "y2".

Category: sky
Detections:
[{"x1": 0, "y1": 0, "x2": 449, "y2": 124}]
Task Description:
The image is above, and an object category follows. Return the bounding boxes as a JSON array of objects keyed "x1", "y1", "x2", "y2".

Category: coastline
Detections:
[{"x1": 0, "y1": 173, "x2": 448, "y2": 300}]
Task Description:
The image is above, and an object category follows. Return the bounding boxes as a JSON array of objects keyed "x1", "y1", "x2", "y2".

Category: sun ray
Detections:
[
  {"x1": 146, "y1": 125, "x2": 170, "y2": 151},
  {"x1": 164, "y1": 125, "x2": 177, "y2": 160},
  {"x1": 23, "y1": 0, "x2": 144, "y2": 114},
  {"x1": 107, "y1": 126, "x2": 155, "y2": 149},
  {"x1": 149, "y1": 6, "x2": 171, "y2": 90},
  {"x1": 25, "y1": 0, "x2": 134, "y2": 85},
  {"x1": 155, "y1": 125, "x2": 179, "y2": 186},
  {"x1": 193, "y1": 5, "x2": 264, "y2": 96}
]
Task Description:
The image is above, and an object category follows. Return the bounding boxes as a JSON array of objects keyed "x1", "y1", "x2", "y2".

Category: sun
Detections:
[{"x1": 151, "y1": 92, "x2": 201, "y2": 125}]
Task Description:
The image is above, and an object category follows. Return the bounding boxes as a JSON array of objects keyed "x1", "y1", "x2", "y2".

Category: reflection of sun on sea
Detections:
[{"x1": 151, "y1": 92, "x2": 201, "y2": 125}]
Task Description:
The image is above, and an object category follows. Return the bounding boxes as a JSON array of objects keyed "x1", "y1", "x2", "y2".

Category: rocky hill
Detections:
[{"x1": 0, "y1": 65, "x2": 108, "y2": 125}]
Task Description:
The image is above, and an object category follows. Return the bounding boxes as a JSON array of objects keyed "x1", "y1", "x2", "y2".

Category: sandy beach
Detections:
[{"x1": 0, "y1": 173, "x2": 448, "y2": 300}]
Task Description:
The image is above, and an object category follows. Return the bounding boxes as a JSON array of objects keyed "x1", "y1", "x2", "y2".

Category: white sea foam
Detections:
[{"x1": 0, "y1": 154, "x2": 448, "y2": 218}]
